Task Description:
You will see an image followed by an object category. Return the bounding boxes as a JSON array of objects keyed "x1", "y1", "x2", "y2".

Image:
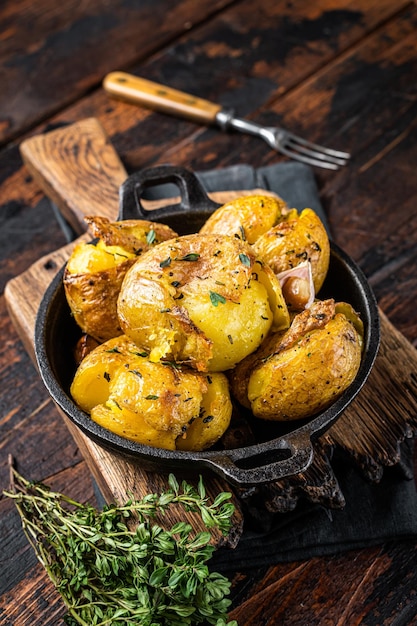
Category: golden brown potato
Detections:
[
  {"x1": 175, "y1": 373, "x2": 232, "y2": 451},
  {"x1": 64, "y1": 247, "x2": 133, "y2": 343},
  {"x1": 70, "y1": 335, "x2": 139, "y2": 411},
  {"x1": 64, "y1": 217, "x2": 177, "y2": 342},
  {"x1": 65, "y1": 192, "x2": 366, "y2": 453},
  {"x1": 199, "y1": 194, "x2": 289, "y2": 244},
  {"x1": 84, "y1": 215, "x2": 177, "y2": 256},
  {"x1": 229, "y1": 299, "x2": 363, "y2": 421},
  {"x1": 117, "y1": 233, "x2": 290, "y2": 372},
  {"x1": 70, "y1": 335, "x2": 232, "y2": 450},
  {"x1": 253, "y1": 208, "x2": 330, "y2": 307},
  {"x1": 91, "y1": 403, "x2": 179, "y2": 450}
]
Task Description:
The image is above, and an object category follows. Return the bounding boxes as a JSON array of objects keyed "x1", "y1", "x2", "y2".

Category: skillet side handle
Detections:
[
  {"x1": 118, "y1": 165, "x2": 221, "y2": 224},
  {"x1": 204, "y1": 432, "x2": 314, "y2": 487}
]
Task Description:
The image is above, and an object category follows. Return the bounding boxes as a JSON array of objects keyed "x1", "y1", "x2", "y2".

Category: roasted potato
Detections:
[
  {"x1": 199, "y1": 194, "x2": 289, "y2": 244},
  {"x1": 66, "y1": 193, "x2": 366, "y2": 454},
  {"x1": 176, "y1": 373, "x2": 232, "y2": 451},
  {"x1": 70, "y1": 335, "x2": 232, "y2": 450},
  {"x1": 117, "y1": 233, "x2": 290, "y2": 372},
  {"x1": 253, "y1": 208, "x2": 330, "y2": 309},
  {"x1": 229, "y1": 299, "x2": 363, "y2": 421},
  {"x1": 64, "y1": 216, "x2": 177, "y2": 342}
]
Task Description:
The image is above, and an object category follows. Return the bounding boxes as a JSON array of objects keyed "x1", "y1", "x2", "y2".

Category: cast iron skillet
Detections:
[{"x1": 35, "y1": 165, "x2": 380, "y2": 487}]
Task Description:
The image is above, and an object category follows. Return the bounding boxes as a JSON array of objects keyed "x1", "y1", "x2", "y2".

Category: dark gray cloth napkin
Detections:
[
  {"x1": 196, "y1": 161, "x2": 328, "y2": 231},
  {"x1": 67, "y1": 161, "x2": 417, "y2": 570},
  {"x1": 212, "y1": 442, "x2": 417, "y2": 571}
]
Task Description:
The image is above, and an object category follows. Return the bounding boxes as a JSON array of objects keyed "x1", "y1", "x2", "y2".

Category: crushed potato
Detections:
[{"x1": 66, "y1": 194, "x2": 363, "y2": 450}]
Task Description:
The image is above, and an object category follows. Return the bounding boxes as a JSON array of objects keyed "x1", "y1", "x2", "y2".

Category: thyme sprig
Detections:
[{"x1": 4, "y1": 463, "x2": 237, "y2": 626}]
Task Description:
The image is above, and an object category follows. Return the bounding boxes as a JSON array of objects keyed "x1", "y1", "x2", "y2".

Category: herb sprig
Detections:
[{"x1": 4, "y1": 463, "x2": 237, "y2": 626}]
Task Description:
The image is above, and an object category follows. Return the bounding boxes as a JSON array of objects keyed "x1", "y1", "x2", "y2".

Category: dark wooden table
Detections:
[{"x1": 1, "y1": 1, "x2": 417, "y2": 624}]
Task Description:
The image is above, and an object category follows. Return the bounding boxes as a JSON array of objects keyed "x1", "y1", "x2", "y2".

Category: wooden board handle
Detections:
[
  {"x1": 103, "y1": 71, "x2": 222, "y2": 125},
  {"x1": 20, "y1": 118, "x2": 127, "y2": 235}
]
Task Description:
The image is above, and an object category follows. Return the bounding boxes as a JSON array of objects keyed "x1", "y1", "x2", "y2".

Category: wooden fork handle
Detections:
[{"x1": 103, "y1": 71, "x2": 221, "y2": 124}]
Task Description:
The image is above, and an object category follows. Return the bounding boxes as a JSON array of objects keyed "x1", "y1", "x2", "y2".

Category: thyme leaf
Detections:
[
  {"x1": 177, "y1": 253, "x2": 200, "y2": 262},
  {"x1": 238, "y1": 253, "x2": 251, "y2": 267},
  {"x1": 4, "y1": 462, "x2": 237, "y2": 626},
  {"x1": 209, "y1": 291, "x2": 226, "y2": 307},
  {"x1": 146, "y1": 229, "x2": 156, "y2": 245}
]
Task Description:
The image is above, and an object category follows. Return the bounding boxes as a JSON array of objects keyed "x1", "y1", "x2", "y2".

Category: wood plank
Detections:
[
  {"x1": 1, "y1": 0, "x2": 409, "y2": 151},
  {"x1": 92, "y1": 0, "x2": 416, "y2": 173},
  {"x1": 0, "y1": 0, "x2": 236, "y2": 146},
  {"x1": 2, "y1": 3, "x2": 417, "y2": 625},
  {"x1": 20, "y1": 117, "x2": 127, "y2": 233},
  {"x1": 228, "y1": 542, "x2": 417, "y2": 625},
  {"x1": 1, "y1": 0, "x2": 412, "y2": 284},
  {"x1": 0, "y1": 462, "x2": 96, "y2": 621},
  {"x1": 6, "y1": 117, "x2": 417, "y2": 519},
  {"x1": 0, "y1": 562, "x2": 66, "y2": 625},
  {"x1": 146, "y1": 3, "x2": 417, "y2": 175},
  {"x1": 259, "y1": 4, "x2": 417, "y2": 258}
]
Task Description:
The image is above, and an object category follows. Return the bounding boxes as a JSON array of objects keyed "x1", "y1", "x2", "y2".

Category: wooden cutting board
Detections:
[{"x1": 5, "y1": 118, "x2": 417, "y2": 540}]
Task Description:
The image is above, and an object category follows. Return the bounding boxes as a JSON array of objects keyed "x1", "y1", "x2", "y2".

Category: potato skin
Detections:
[
  {"x1": 84, "y1": 215, "x2": 177, "y2": 256},
  {"x1": 91, "y1": 403, "x2": 179, "y2": 450},
  {"x1": 70, "y1": 335, "x2": 142, "y2": 411},
  {"x1": 229, "y1": 299, "x2": 363, "y2": 421},
  {"x1": 176, "y1": 373, "x2": 232, "y2": 451},
  {"x1": 200, "y1": 194, "x2": 288, "y2": 244},
  {"x1": 70, "y1": 335, "x2": 232, "y2": 450},
  {"x1": 117, "y1": 233, "x2": 289, "y2": 372},
  {"x1": 253, "y1": 208, "x2": 330, "y2": 293},
  {"x1": 64, "y1": 217, "x2": 177, "y2": 342},
  {"x1": 64, "y1": 256, "x2": 133, "y2": 343}
]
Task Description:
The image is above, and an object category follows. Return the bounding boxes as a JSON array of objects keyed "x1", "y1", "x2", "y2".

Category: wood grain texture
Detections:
[
  {"x1": 97, "y1": 0, "x2": 413, "y2": 173},
  {"x1": 2, "y1": 0, "x2": 417, "y2": 624},
  {"x1": 228, "y1": 541, "x2": 417, "y2": 625},
  {"x1": 6, "y1": 118, "x2": 417, "y2": 521},
  {"x1": 263, "y1": 3, "x2": 417, "y2": 261},
  {"x1": 0, "y1": 563, "x2": 66, "y2": 626},
  {"x1": 0, "y1": 0, "x2": 237, "y2": 146},
  {"x1": 20, "y1": 118, "x2": 127, "y2": 233},
  {"x1": 18, "y1": 117, "x2": 277, "y2": 237}
]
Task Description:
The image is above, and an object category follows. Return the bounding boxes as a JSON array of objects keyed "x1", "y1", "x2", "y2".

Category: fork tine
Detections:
[
  {"x1": 224, "y1": 115, "x2": 350, "y2": 169},
  {"x1": 276, "y1": 143, "x2": 341, "y2": 170},
  {"x1": 285, "y1": 137, "x2": 349, "y2": 167},
  {"x1": 285, "y1": 131, "x2": 351, "y2": 160}
]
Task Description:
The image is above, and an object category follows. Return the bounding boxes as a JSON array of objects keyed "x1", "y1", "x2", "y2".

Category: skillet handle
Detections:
[
  {"x1": 119, "y1": 165, "x2": 221, "y2": 234},
  {"x1": 203, "y1": 431, "x2": 314, "y2": 487}
]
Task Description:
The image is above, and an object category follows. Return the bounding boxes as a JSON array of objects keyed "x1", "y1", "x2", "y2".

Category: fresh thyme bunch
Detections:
[{"x1": 5, "y1": 465, "x2": 238, "y2": 626}]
